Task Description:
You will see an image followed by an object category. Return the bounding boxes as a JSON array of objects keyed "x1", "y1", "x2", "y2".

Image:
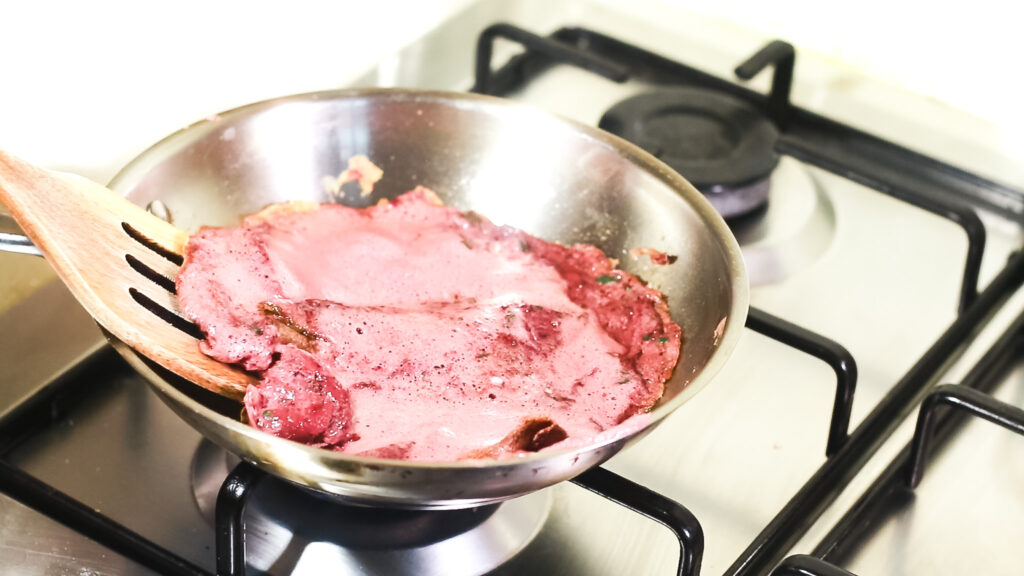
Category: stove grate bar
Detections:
[
  {"x1": 905, "y1": 383, "x2": 1024, "y2": 488},
  {"x1": 471, "y1": 23, "x2": 629, "y2": 96},
  {"x1": 572, "y1": 466, "x2": 703, "y2": 576},
  {"x1": 810, "y1": 308, "x2": 1024, "y2": 564},
  {"x1": 727, "y1": 249, "x2": 1024, "y2": 576},
  {"x1": 550, "y1": 26, "x2": 1024, "y2": 221},
  {"x1": 480, "y1": 24, "x2": 1020, "y2": 240},
  {"x1": 776, "y1": 137, "x2": 985, "y2": 314},
  {"x1": 770, "y1": 554, "x2": 858, "y2": 576},
  {"x1": 734, "y1": 40, "x2": 795, "y2": 130},
  {"x1": 0, "y1": 458, "x2": 212, "y2": 576},
  {"x1": 215, "y1": 461, "x2": 266, "y2": 576},
  {"x1": 746, "y1": 307, "x2": 857, "y2": 457},
  {"x1": 208, "y1": 462, "x2": 705, "y2": 576},
  {"x1": 474, "y1": 24, "x2": 1024, "y2": 576}
]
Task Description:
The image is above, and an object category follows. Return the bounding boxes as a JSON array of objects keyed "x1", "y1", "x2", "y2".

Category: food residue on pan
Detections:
[
  {"x1": 629, "y1": 247, "x2": 678, "y2": 266},
  {"x1": 321, "y1": 154, "x2": 385, "y2": 198}
]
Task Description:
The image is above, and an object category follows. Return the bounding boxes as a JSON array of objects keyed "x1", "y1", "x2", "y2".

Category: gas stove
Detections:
[{"x1": 1, "y1": 2, "x2": 1023, "y2": 575}]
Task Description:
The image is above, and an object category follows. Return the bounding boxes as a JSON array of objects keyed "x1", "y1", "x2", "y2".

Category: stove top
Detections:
[{"x1": 2, "y1": 2, "x2": 1023, "y2": 575}]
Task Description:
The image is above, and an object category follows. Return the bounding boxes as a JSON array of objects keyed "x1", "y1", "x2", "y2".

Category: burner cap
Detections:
[{"x1": 599, "y1": 88, "x2": 779, "y2": 192}]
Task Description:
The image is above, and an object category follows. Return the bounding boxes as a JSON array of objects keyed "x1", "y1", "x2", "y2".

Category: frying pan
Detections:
[{"x1": 4, "y1": 89, "x2": 748, "y2": 509}]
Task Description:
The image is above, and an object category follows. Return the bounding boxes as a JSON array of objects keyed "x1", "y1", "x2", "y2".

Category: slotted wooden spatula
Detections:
[{"x1": 0, "y1": 150, "x2": 252, "y2": 400}]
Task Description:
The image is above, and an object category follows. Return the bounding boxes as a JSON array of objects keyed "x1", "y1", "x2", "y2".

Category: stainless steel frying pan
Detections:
[{"x1": 1, "y1": 89, "x2": 748, "y2": 509}]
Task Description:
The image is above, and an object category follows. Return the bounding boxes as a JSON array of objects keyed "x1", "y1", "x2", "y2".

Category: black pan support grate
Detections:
[
  {"x1": 770, "y1": 555, "x2": 858, "y2": 576},
  {"x1": 0, "y1": 23, "x2": 1023, "y2": 576},
  {"x1": 810, "y1": 309, "x2": 1024, "y2": 565},
  {"x1": 473, "y1": 24, "x2": 993, "y2": 315},
  {"x1": 209, "y1": 461, "x2": 708, "y2": 576},
  {"x1": 764, "y1": 310, "x2": 1024, "y2": 576},
  {"x1": 0, "y1": 297, "x2": 864, "y2": 576},
  {"x1": 474, "y1": 23, "x2": 1024, "y2": 575},
  {"x1": 0, "y1": 282, "x2": 1009, "y2": 576},
  {"x1": 0, "y1": 354, "x2": 212, "y2": 576}
]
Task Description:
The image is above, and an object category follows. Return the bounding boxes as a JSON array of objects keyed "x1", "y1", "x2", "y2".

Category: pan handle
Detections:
[{"x1": 0, "y1": 212, "x2": 42, "y2": 257}]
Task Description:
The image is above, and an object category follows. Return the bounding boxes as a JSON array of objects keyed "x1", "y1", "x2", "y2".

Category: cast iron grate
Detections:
[
  {"x1": 473, "y1": 24, "x2": 1024, "y2": 575},
  {"x1": 0, "y1": 299, "x2": 865, "y2": 576}
]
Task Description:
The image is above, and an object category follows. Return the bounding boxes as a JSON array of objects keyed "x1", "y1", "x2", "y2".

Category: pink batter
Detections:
[{"x1": 176, "y1": 187, "x2": 681, "y2": 460}]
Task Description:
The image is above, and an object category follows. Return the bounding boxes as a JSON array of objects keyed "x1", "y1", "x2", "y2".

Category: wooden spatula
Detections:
[{"x1": 0, "y1": 150, "x2": 252, "y2": 400}]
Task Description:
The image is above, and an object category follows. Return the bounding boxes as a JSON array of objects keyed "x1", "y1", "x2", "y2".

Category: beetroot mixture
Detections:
[{"x1": 176, "y1": 187, "x2": 681, "y2": 461}]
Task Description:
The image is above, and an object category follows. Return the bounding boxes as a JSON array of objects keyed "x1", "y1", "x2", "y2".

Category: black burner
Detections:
[{"x1": 599, "y1": 87, "x2": 779, "y2": 219}]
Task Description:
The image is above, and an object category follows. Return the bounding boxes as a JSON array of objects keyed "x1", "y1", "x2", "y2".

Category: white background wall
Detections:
[
  {"x1": 0, "y1": 0, "x2": 476, "y2": 177},
  {"x1": 1, "y1": 0, "x2": 1020, "y2": 180}
]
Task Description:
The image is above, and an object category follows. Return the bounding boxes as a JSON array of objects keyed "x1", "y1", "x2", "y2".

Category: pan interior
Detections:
[{"x1": 109, "y1": 89, "x2": 747, "y2": 505}]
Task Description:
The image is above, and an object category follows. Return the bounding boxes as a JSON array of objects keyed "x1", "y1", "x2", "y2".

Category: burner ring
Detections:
[{"x1": 599, "y1": 88, "x2": 779, "y2": 218}]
